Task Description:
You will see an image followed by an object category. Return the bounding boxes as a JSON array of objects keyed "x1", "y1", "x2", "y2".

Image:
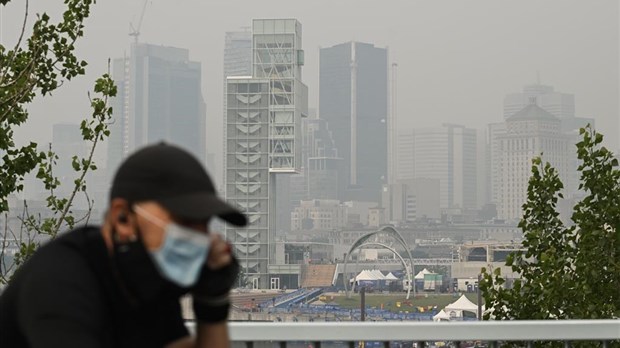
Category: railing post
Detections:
[{"x1": 360, "y1": 286, "x2": 366, "y2": 322}]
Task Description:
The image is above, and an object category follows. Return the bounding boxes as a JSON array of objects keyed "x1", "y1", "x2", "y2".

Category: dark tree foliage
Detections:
[
  {"x1": 481, "y1": 126, "x2": 620, "y2": 347},
  {"x1": 0, "y1": 0, "x2": 116, "y2": 282}
]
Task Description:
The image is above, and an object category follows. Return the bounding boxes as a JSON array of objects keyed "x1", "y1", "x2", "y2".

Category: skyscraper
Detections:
[
  {"x1": 52, "y1": 124, "x2": 88, "y2": 192},
  {"x1": 225, "y1": 19, "x2": 308, "y2": 289},
  {"x1": 494, "y1": 101, "x2": 570, "y2": 220},
  {"x1": 503, "y1": 83, "x2": 594, "y2": 133},
  {"x1": 107, "y1": 43, "x2": 206, "y2": 177},
  {"x1": 319, "y1": 41, "x2": 388, "y2": 203},
  {"x1": 221, "y1": 30, "x2": 253, "y2": 188},
  {"x1": 413, "y1": 124, "x2": 477, "y2": 210},
  {"x1": 504, "y1": 83, "x2": 574, "y2": 120},
  {"x1": 498, "y1": 83, "x2": 593, "y2": 205},
  {"x1": 396, "y1": 129, "x2": 415, "y2": 181},
  {"x1": 224, "y1": 30, "x2": 253, "y2": 78},
  {"x1": 304, "y1": 118, "x2": 343, "y2": 200}
]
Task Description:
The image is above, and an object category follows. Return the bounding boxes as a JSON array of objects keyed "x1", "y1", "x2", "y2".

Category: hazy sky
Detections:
[{"x1": 1, "y1": 0, "x2": 618, "y2": 167}]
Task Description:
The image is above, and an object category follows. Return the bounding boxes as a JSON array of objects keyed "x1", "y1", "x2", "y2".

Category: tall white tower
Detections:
[{"x1": 225, "y1": 19, "x2": 308, "y2": 289}]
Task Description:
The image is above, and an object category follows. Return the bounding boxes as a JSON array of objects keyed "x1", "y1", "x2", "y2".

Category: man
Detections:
[{"x1": 0, "y1": 143, "x2": 247, "y2": 347}]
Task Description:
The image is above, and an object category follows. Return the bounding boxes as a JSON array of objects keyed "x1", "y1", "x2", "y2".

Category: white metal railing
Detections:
[{"x1": 187, "y1": 320, "x2": 620, "y2": 347}]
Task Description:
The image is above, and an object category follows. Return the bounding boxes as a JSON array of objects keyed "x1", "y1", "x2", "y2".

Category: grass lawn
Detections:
[{"x1": 329, "y1": 292, "x2": 479, "y2": 313}]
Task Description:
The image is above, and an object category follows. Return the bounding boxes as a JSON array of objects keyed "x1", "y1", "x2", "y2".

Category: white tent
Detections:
[
  {"x1": 414, "y1": 268, "x2": 433, "y2": 280},
  {"x1": 385, "y1": 272, "x2": 398, "y2": 280},
  {"x1": 444, "y1": 295, "x2": 479, "y2": 315},
  {"x1": 369, "y1": 270, "x2": 386, "y2": 280},
  {"x1": 432, "y1": 309, "x2": 451, "y2": 322},
  {"x1": 351, "y1": 270, "x2": 379, "y2": 282}
]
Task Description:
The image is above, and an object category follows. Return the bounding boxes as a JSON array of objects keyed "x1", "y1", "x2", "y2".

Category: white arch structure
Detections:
[{"x1": 342, "y1": 226, "x2": 414, "y2": 299}]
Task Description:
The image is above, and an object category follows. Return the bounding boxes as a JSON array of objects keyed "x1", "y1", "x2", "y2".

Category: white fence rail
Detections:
[
  {"x1": 224, "y1": 320, "x2": 619, "y2": 342},
  {"x1": 184, "y1": 320, "x2": 620, "y2": 347}
]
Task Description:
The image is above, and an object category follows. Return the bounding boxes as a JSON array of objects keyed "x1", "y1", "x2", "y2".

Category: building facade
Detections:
[
  {"x1": 504, "y1": 83, "x2": 574, "y2": 120},
  {"x1": 495, "y1": 84, "x2": 592, "y2": 212},
  {"x1": 396, "y1": 129, "x2": 415, "y2": 181},
  {"x1": 413, "y1": 124, "x2": 477, "y2": 210},
  {"x1": 495, "y1": 101, "x2": 570, "y2": 220},
  {"x1": 225, "y1": 19, "x2": 308, "y2": 289},
  {"x1": 107, "y1": 43, "x2": 206, "y2": 176},
  {"x1": 382, "y1": 178, "x2": 441, "y2": 223},
  {"x1": 224, "y1": 30, "x2": 253, "y2": 78},
  {"x1": 304, "y1": 118, "x2": 343, "y2": 200},
  {"x1": 319, "y1": 41, "x2": 388, "y2": 203},
  {"x1": 291, "y1": 199, "x2": 347, "y2": 231}
]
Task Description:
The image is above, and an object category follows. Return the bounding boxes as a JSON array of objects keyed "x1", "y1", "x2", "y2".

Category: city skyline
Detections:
[
  {"x1": 2, "y1": 1, "x2": 617, "y2": 159},
  {"x1": 3, "y1": 2, "x2": 620, "y2": 325},
  {"x1": 1, "y1": 3, "x2": 617, "y2": 230},
  {"x1": 6, "y1": 17, "x2": 615, "y2": 228}
]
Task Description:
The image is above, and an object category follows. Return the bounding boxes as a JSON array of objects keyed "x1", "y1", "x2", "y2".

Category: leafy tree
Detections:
[
  {"x1": 0, "y1": 0, "x2": 116, "y2": 283},
  {"x1": 480, "y1": 125, "x2": 620, "y2": 346}
]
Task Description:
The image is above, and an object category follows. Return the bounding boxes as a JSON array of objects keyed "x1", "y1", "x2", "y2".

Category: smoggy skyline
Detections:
[{"x1": 1, "y1": 0, "x2": 618, "y2": 163}]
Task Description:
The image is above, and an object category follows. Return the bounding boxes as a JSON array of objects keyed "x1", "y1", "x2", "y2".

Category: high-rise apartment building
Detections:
[
  {"x1": 319, "y1": 41, "x2": 388, "y2": 203},
  {"x1": 107, "y1": 43, "x2": 206, "y2": 177},
  {"x1": 225, "y1": 19, "x2": 308, "y2": 289}
]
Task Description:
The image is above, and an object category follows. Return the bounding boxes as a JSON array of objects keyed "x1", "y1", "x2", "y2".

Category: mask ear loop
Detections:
[{"x1": 133, "y1": 205, "x2": 167, "y2": 229}]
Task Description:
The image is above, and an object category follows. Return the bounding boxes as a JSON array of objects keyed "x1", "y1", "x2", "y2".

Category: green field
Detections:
[{"x1": 328, "y1": 293, "x2": 479, "y2": 313}]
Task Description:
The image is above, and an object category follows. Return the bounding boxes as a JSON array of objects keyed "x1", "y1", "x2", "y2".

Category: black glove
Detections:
[{"x1": 191, "y1": 256, "x2": 240, "y2": 323}]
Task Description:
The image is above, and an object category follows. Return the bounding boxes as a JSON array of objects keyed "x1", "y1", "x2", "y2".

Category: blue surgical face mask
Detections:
[{"x1": 135, "y1": 206, "x2": 210, "y2": 287}]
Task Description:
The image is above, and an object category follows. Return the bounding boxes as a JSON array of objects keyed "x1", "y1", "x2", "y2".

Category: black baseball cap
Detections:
[{"x1": 110, "y1": 143, "x2": 247, "y2": 226}]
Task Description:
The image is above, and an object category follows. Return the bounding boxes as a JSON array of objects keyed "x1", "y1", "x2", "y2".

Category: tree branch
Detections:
[{"x1": 0, "y1": 0, "x2": 28, "y2": 85}]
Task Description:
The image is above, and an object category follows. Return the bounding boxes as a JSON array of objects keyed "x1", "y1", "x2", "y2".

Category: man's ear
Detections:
[{"x1": 109, "y1": 198, "x2": 134, "y2": 241}]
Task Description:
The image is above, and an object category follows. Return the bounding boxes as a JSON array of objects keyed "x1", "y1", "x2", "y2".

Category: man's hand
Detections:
[
  {"x1": 190, "y1": 233, "x2": 239, "y2": 323},
  {"x1": 206, "y1": 233, "x2": 233, "y2": 270}
]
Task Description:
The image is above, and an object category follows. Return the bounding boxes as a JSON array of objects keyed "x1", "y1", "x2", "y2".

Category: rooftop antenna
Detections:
[{"x1": 129, "y1": 0, "x2": 149, "y2": 44}]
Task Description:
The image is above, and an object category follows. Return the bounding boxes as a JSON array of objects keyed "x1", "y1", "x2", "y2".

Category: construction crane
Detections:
[{"x1": 129, "y1": 0, "x2": 149, "y2": 44}]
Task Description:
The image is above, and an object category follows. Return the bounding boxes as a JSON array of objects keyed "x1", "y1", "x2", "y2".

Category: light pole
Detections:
[
  {"x1": 477, "y1": 273, "x2": 482, "y2": 320},
  {"x1": 360, "y1": 286, "x2": 366, "y2": 322}
]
